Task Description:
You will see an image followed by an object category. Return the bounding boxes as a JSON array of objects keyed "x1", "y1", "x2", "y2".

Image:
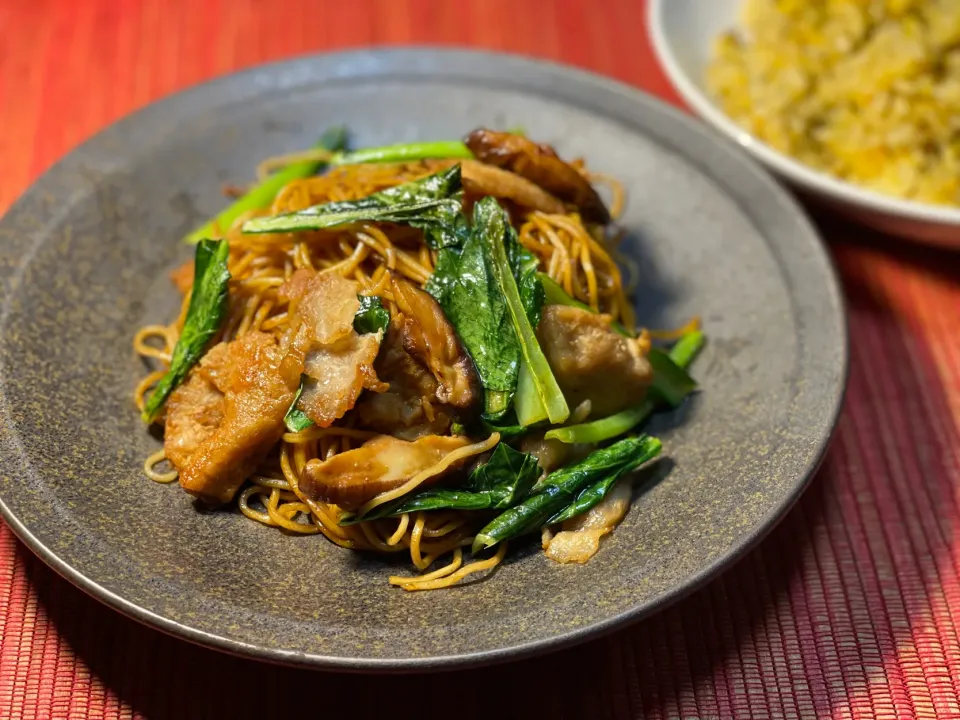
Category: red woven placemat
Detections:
[{"x1": 2, "y1": 1, "x2": 960, "y2": 717}]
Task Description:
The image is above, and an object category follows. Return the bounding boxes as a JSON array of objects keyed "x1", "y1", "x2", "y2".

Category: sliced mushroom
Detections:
[
  {"x1": 464, "y1": 129, "x2": 611, "y2": 224},
  {"x1": 459, "y1": 159, "x2": 565, "y2": 215},
  {"x1": 354, "y1": 279, "x2": 480, "y2": 439},
  {"x1": 390, "y1": 277, "x2": 479, "y2": 409},
  {"x1": 301, "y1": 434, "x2": 473, "y2": 510}
]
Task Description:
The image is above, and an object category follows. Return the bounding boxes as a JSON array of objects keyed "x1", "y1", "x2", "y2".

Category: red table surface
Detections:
[{"x1": 2, "y1": 1, "x2": 960, "y2": 718}]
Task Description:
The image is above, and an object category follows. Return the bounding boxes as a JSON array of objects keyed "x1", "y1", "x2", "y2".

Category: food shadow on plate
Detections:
[
  {"x1": 645, "y1": 390, "x2": 702, "y2": 438},
  {"x1": 147, "y1": 424, "x2": 165, "y2": 443},
  {"x1": 613, "y1": 225, "x2": 682, "y2": 333}
]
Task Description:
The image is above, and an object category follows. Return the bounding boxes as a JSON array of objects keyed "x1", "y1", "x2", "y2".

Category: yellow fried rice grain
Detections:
[{"x1": 707, "y1": 0, "x2": 960, "y2": 206}]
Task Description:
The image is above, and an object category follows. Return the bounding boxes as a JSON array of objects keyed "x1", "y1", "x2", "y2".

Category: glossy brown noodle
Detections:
[{"x1": 133, "y1": 160, "x2": 632, "y2": 590}]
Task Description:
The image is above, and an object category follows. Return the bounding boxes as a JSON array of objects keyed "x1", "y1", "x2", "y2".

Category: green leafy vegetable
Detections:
[
  {"x1": 427, "y1": 197, "x2": 561, "y2": 423},
  {"x1": 463, "y1": 443, "x2": 540, "y2": 505},
  {"x1": 354, "y1": 295, "x2": 390, "y2": 335},
  {"x1": 422, "y1": 242, "x2": 461, "y2": 308},
  {"x1": 538, "y1": 272, "x2": 632, "y2": 337},
  {"x1": 184, "y1": 127, "x2": 347, "y2": 244},
  {"x1": 545, "y1": 331, "x2": 705, "y2": 444},
  {"x1": 427, "y1": 209, "x2": 516, "y2": 419},
  {"x1": 340, "y1": 444, "x2": 540, "y2": 524},
  {"x1": 283, "y1": 376, "x2": 314, "y2": 433},
  {"x1": 241, "y1": 166, "x2": 467, "y2": 249},
  {"x1": 478, "y1": 199, "x2": 565, "y2": 424},
  {"x1": 342, "y1": 490, "x2": 495, "y2": 522},
  {"x1": 647, "y1": 347, "x2": 697, "y2": 407},
  {"x1": 473, "y1": 435, "x2": 662, "y2": 552},
  {"x1": 141, "y1": 239, "x2": 231, "y2": 422}
]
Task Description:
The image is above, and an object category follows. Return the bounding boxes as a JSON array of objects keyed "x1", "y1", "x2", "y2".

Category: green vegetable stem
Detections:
[
  {"x1": 141, "y1": 239, "x2": 231, "y2": 422},
  {"x1": 646, "y1": 346, "x2": 698, "y2": 407},
  {"x1": 334, "y1": 140, "x2": 472, "y2": 166}
]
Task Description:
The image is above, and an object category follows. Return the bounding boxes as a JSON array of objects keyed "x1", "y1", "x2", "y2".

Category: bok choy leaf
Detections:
[{"x1": 426, "y1": 197, "x2": 560, "y2": 423}]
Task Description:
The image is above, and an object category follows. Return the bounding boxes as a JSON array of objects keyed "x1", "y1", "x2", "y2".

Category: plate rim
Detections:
[{"x1": 0, "y1": 46, "x2": 849, "y2": 672}]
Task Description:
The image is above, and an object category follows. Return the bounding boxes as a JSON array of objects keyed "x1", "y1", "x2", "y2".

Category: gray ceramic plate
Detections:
[{"x1": 0, "y1": 49, "x2": 847, "y2": 671}]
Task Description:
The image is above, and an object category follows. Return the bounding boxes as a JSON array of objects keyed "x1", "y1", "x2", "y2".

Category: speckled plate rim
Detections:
[{"x1": 0, "y1": 47, "x2": 849, "y2": 672}]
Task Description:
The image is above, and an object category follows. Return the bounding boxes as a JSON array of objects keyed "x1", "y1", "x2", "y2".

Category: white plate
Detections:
[{"x1": 648, "y1": 0, "x2": 960, "y2": 247}]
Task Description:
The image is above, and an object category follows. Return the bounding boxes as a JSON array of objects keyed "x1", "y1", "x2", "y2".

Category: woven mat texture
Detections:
[{"x1": 2, "y1": 1, "x2": 960, "y2": 718}]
